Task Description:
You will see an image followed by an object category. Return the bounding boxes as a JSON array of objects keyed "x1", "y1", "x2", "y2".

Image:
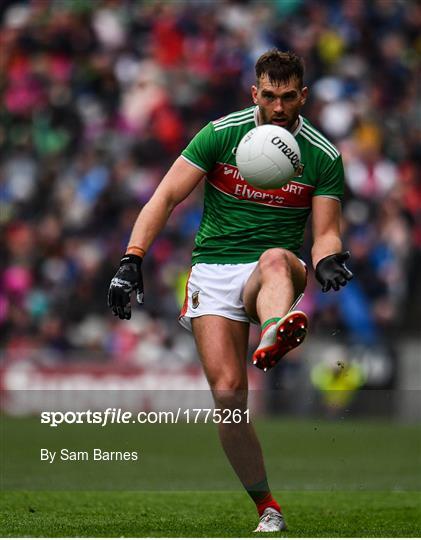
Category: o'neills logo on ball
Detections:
[{"x1": 271, "y1": 136, "x2": 301, "y2": 170}]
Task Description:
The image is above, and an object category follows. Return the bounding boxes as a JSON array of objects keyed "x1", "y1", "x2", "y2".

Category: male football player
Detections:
[{"x1": 108, "y1": 49, "x2": 353, "y2": 532}]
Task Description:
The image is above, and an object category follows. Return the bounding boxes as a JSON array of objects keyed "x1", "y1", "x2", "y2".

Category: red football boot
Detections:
[{"x1": 252, "y1": 311, "x2": 308, "y2": 371}]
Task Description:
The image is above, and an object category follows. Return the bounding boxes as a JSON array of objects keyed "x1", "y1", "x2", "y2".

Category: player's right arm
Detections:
[
  {"x1": 127, "y1": 156, "x2": 205, "y2": 254},
  {"x1": 107, "y1": 156, "x2": 205, "y2": 319}
]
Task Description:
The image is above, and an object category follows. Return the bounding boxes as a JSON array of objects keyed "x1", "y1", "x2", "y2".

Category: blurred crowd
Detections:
[{"x1": 1, "y1": 0, "x2": 420, "y2": 367}]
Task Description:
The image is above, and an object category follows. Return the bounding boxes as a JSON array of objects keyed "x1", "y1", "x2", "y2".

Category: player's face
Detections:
[{"x1": 252, "y1": 75, "x2": 308, "y2": 131}]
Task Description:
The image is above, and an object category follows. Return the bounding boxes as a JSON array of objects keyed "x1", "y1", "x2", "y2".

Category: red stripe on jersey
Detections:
[{"x1": 207, "y1": 163, "x2": 314, "y2": 208}]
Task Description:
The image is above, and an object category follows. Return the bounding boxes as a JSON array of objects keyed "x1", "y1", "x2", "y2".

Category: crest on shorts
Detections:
[{"x1": 192, "y1": 290, "x2": 200, "y2": 309}]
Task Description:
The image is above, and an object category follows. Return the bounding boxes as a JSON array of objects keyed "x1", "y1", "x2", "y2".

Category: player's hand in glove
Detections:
[
  {"x1": 315, "y1": 251, "x2": 353, "y2": 292},
  {"x1": 107, "y1": 254, "x2": 144, "y2": 319}
]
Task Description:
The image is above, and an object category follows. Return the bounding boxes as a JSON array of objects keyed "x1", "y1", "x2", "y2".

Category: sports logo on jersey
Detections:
[{"x1": 192, "y1": 291, "x2": 200, "y2": 309}]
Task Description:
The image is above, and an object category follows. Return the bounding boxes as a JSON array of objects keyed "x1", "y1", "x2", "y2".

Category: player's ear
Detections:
[
  {"x1": 300, "y1": 86, "x2": 308, "y2": 105},
  {"x1": 251, "y1": 85, "x2": 258, "y2": 104}
]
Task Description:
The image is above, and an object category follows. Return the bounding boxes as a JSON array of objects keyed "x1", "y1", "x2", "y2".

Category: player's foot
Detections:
[
  {"x1": 252, "y1": 311, "x2": 308, "y2": 371},
  {"x1": 253, "y1": 507, "x2": 287, "y2": 532}
]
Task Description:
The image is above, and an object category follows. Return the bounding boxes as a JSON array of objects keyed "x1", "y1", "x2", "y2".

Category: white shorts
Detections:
[
  {"x1": 178, "y1": 260, "x2": 307, "y2": 332},
  {"x1": 179, "y1": 262, "x2": 258, "y2": 332}
]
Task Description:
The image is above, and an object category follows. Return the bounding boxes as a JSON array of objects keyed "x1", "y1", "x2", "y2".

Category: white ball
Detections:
[{"x1": 235, "y1": 125, "x2": 301, "y2": 189}]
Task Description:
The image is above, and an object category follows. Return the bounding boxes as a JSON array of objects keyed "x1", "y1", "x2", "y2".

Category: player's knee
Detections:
[
  {"x1": 259, "y1": 248, "x2": 291, "y2": 277},
  {"x1": 212, "y1": 381, "x2": 248, "y2": 411}
]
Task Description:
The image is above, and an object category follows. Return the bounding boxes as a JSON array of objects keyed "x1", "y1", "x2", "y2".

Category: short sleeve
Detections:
[
  {"x1": 313, "y1": 154, "x2": 345, "y2": 200},
  {"x1": 181, "y1": 122, "x2": 218, "y2": 173}
]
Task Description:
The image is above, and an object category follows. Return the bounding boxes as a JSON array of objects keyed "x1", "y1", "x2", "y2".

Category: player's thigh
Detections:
[
  {"x1": 242, "y1": 248, "x2": 307, "y2": 321},
  {"x1": 192, "y1": 315, "x2": 249, "y2": 394}
]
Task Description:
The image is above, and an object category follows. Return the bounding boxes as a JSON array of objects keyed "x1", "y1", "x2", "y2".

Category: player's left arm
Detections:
[
  {"x1": 311, "y1": 196, "x2": 353, "y2": 292},
  {"x1": 311, "y1": 196, "x2": 342, "y2": 266}
]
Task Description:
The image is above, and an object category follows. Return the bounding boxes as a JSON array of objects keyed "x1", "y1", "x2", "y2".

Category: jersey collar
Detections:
[
  {"x1": 292, "y1": 115, "x2": 303, "y2": 136},
  {"x1": 253, "y1": 105, "x2": 259, "y2": 126},
  {"x1": 254, "y1": 107, "x2": 304, "y2": 137}
]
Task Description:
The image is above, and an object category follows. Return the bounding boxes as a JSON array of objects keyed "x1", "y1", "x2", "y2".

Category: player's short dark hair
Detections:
[{"x1": 255, "y1": 49, "x2": 305, "y2": 87}]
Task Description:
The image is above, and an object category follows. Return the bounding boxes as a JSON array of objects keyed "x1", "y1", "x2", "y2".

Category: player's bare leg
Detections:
[
  {"x1": 192, "y1": 316, "x2": 262, "y2": 485},
  {"x1": 244, "y1": 248, "x2": 306, "y2": 322},
  {"x1": 243, "y1": 248, "x2": 308, "y2": 370},
  {"x1": 192, "y1": 315, "x2": 285, "y2": 528}
]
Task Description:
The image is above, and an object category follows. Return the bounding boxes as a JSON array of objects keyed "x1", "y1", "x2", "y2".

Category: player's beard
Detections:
[
  {"x1": 258, "y1": 106, "x2": 297, "y2": 132},
  {"x1": 258, "y1": 106, "x2": 272, "y2": 126}
]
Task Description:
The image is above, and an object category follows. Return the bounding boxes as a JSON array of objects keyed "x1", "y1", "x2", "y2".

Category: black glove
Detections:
[
  {"x1": 107, "y1": 254, "x2": 144, "y2": 319},
  {"x1": 315, "y1": 251, "x2": 353, "y2": 292}
]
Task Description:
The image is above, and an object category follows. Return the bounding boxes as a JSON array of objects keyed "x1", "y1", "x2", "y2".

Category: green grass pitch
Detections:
[
  {"x1": 1, "y1": 490, "x2": 420, "y2": 537},
  {"x1": 1, "y1": 416, "x2": 420, "y2": 536}
]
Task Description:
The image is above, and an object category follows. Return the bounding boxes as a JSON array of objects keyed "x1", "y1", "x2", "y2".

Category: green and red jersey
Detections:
[{"x1": 181, "y1": 106, "x2": 344, "y2": 264}]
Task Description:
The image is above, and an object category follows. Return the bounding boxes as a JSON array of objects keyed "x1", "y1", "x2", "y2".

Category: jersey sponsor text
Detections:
[{"x1": 208, "y1": 163, "x2": 314, "y2": 208}]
